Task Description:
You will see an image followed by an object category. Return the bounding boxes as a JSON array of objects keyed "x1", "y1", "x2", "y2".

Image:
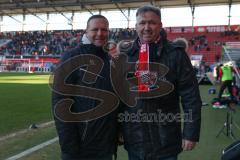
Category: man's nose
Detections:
[
  {"x1": 144, "y1": 23, "x2": 150, "y2": 30},
  {"x1": 97, "y1": 29, "x2": 103, "y2": 35}
]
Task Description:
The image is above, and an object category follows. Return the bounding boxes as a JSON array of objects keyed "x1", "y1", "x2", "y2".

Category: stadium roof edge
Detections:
[{"x1": 0, "y1": 0, "x2": 240, "y2": 15}]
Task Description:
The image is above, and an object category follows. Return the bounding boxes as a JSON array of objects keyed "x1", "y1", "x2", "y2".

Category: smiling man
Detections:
[
  {"x1": 135, "y1": 9, "x2": 162, "y2": 44},
  {"x1": 85, "y1": 16, "x2": 109, "y2": 47},
  {"x1": 52, "y1": 15, "x2": 119, "y2": 160},
  {"x1": 119, "y1": 5, "x2": 202, "y2": 160}
]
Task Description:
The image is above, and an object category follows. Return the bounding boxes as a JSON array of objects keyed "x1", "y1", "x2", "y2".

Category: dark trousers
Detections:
[
  {"x1": 61, "y1": 154, "x2": 113, "y2": 160},
  {"x1": 218, "y1": 80, "x2": 233, "y2": 99},
  {"x1": 128, "y1": 151, "x2": 178, "y2": 160}
]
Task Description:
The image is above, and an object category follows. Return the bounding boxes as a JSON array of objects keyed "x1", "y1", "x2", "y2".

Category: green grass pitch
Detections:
[
  {"x1": 1, "y1": 72, "x2": 240, "y2": 160},
  {"x1": 0, "y1": 72, "x2": 52, "y2": 136}
]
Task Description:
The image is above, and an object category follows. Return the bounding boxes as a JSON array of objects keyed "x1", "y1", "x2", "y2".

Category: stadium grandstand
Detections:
[{"x1": 0, "y1": 0, "x2": 240, "y2": 73}]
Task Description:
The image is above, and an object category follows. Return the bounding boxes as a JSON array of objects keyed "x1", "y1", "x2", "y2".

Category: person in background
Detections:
[
  {"x1": 215, "y1": 63, "x2": 223, "y2": 82},
  {"x1": 218, "y1": 63, "x2": 235, "y2": 100}
]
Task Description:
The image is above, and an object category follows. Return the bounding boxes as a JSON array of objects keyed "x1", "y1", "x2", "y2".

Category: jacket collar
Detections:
[
  {"x1": 129, "y1": 34, "x2": 166, "y2": 58},
  {"x1": 81, "y1": 34, "x2": 91, "y2": 44}
]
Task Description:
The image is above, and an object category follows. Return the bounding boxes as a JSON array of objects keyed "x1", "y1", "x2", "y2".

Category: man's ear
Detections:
[{"x1": 85, "y1": 30, "x2": 89, "y2": 38}]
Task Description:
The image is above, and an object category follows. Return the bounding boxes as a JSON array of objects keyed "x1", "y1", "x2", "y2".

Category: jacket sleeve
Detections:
[
  {"x1": 52, "y1": 49, "x2": 78, "y2": 116},
  {"x1": 176, "y1": 49, "x2": 202, "y2": 142},
  {"x1": 51, "y1": 50, "x2": 83, "y2": 156}
]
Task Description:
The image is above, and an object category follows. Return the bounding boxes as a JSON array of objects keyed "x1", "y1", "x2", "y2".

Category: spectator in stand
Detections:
[{"x1": 1, "y1": 30, "x2": 85, "y2": 56}]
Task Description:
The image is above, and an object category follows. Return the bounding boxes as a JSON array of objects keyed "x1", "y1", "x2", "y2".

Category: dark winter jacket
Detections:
[
  {"x1": 52, "y1": 44, "x2": 118, "y2": 160},
  {"x1": 119, "y1": 36, "x2": 202, "y2": 159}
]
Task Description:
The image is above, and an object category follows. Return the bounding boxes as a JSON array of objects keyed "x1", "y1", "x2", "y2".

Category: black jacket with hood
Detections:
[{"x1": 52, "y1": 42, "x2": 118, "y2": 160}]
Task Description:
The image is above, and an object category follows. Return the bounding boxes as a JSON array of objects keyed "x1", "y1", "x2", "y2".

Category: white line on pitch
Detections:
[
  {"x1": 5, "y1": 137, "x2": 58, "y2": 160},
  {"x1": 0, "y1": 121, "x2": 54, "y2": 142}
]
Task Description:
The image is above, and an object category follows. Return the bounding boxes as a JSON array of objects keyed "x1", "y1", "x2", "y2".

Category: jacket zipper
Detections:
[{"x1": 81, "y1": 121, "x2": 88, "y2": 141}]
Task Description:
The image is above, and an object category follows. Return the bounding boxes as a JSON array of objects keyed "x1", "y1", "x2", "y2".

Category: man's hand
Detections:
[
  {"x1": 109, "y1": 40, "x2": 133, "y2": 59},
  {"x1": 107, "y1": 41, "x2": 119, "y2": 59},
  {"x1": 108, "y1": 44, "x2": 119, "y2": 58},
  {"x1": 118, "y1": 133, "x2": 124, "y2": 146},
  {"x1": 182, "y1": 139, "x2": 197, "y2": 151}
]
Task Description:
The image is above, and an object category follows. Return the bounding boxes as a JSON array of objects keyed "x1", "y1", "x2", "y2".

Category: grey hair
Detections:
[{"x1": 136, "y1": 5, "x2": 161, "y2": 20}]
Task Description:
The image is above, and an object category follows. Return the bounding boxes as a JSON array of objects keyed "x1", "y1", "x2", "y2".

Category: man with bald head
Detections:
[{"x1": 52, "y1": 15, "x2": 118, "y2": 160}]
